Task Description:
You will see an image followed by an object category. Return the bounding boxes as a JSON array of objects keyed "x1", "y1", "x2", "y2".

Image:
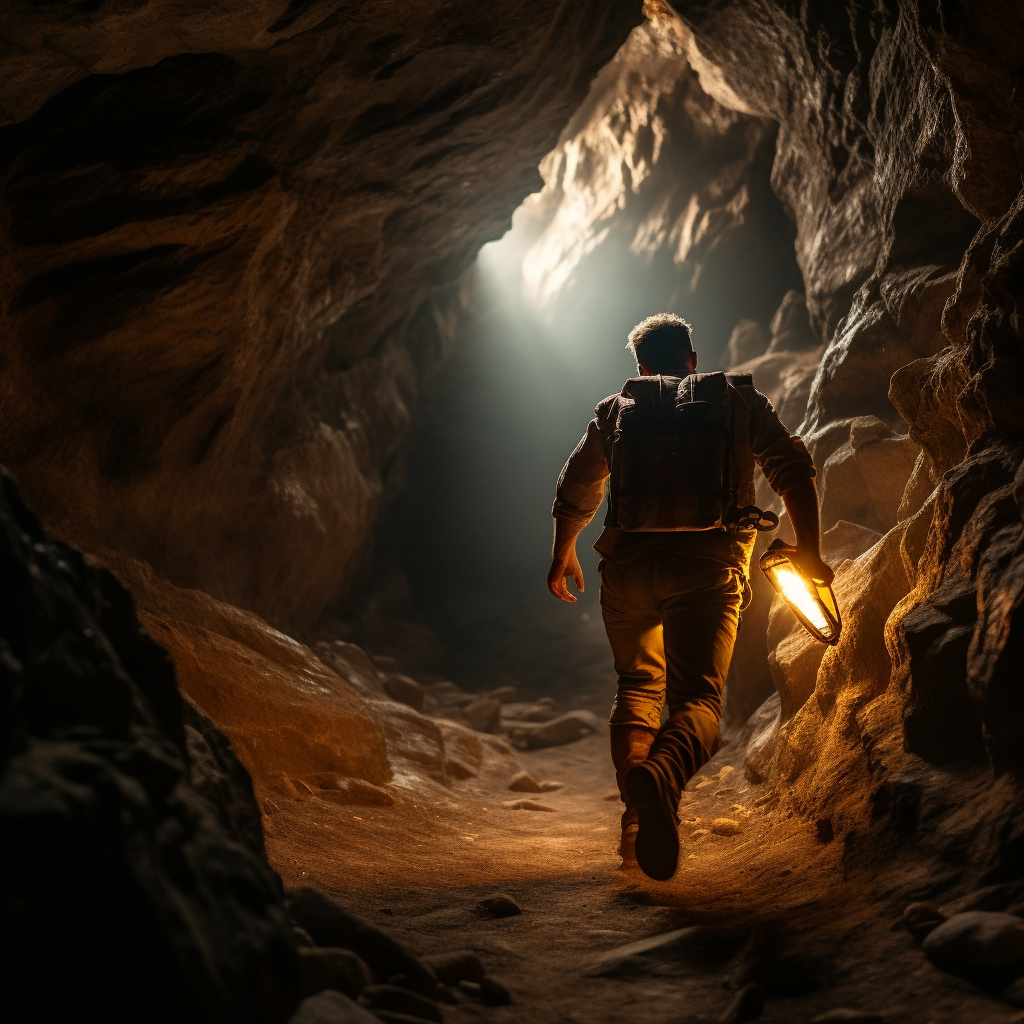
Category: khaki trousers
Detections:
[{"x1": 600, "y1": 550, "x2": 744, "y2": 808}]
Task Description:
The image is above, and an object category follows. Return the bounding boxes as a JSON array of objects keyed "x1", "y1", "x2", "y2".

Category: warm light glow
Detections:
[{"x1": 773, "y1": 567, "x2": 833, "y2": 637}]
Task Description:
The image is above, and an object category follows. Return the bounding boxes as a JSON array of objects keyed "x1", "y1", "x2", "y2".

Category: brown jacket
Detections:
[{"x1": 552, "y1": 373, "x2": 815, "y2": 565}]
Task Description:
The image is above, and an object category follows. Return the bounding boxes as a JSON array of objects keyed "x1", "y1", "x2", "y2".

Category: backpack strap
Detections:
[
  {"x1": 724, "y1": 376, "x2": 757, "y2": 513},
  {"x1": 686, "y1": 371, "x2": 731, "y2": 406}
]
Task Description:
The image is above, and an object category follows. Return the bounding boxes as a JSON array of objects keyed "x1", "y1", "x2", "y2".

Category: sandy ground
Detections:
[{"x1": 267, "y1": 727, "x2": 1023, "y2": 1024}]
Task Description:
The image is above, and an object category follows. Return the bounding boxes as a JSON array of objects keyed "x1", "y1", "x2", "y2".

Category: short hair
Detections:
[{"x1": 626, "y1": 313, "x2": 693, "y2": 373}]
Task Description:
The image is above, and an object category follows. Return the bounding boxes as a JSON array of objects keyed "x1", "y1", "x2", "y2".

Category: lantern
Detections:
[{"x1": 759, "y1": 539, "x2": 842, "y2": 645}]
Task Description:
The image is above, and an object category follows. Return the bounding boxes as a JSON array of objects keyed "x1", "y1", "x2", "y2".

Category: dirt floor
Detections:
[{"x1": 267, "y1": 723, "x2": 1024, "y2": 1024}]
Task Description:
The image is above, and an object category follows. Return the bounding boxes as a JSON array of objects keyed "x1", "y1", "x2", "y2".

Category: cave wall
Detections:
[
  {"x1": 669, "y1": 0, "x2": 1024, "y2": 861},
  {"x1": 0, "y1": 0, "x2": 643, "y2": 632}
]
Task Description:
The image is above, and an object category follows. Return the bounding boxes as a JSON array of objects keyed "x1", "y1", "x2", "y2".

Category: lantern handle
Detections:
[{"x1": 764, "y1": 538, "x2": 833, "y2": 586}]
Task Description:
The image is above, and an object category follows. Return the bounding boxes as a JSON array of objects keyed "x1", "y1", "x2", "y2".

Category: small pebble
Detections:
[
  {"x1": 503, "y1": 799, "x2": 557, "y2": 812},
  {"x1": 508, "y1": 770, "x2": 563, "y2": 793},
  {"x1": 477, "y1": 893, "x2": 521, "y2": 918},
  {"x1": 923, "y1": 911, "x2": 1024, "y2": 969},
  {"x1": 710, "y1": 818, "x2": 743, "y2": 836}
]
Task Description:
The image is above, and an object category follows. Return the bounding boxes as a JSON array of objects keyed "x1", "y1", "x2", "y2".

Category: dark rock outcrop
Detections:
[
  {"x1": 670, "y1": 0, "x2": 1024, "y2": 882},
  {"x1": 0, "y1": 471, "x2": 298, "y2": 1022}
]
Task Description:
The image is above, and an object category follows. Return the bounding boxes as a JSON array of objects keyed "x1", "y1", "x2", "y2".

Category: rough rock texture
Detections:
[
  {"x1": 0, "y1": 471, "x2": 298, "y2": 1022},
  {"x1": 94, "y1": 548, "x2": 520, "y2": 809},
  {"x1": 0, "y1": 0, "x2": 644, "y2": 631},
  {"x1": 670, "y1": 0, "x2": 1024, "y2": 898},
  {"x1": 512, "y1": 2, "x2": 802, "y2": 356}
]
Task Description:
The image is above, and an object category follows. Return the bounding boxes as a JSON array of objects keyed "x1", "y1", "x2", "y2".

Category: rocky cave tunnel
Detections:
[{"x1": 3, "y1": 1, "x2": 1024, "y2": 1023}]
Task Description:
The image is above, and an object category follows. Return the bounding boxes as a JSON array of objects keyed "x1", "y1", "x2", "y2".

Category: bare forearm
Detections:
[
  {"x1": 548, "y1": 516, "x2": 587, "y2": 602},
  {"x1": 780, "y1": 478, "x2": 833, "y2": 584},
  {"x1": 781, "y1": 478, "x2": 823, "y2": 555},
  {"x1": 552, "y1": 516, "x2": 587, "y2": 559}
]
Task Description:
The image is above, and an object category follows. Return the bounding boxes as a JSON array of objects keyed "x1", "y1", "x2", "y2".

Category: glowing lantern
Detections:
[{"x1": 759, "y1": 539, "x2": 842, "y2": 645}]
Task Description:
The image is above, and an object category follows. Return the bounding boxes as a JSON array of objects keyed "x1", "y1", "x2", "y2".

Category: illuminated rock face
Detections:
[
  {"x1": 511, "y1": 6, "x2": 802, "y2": 355},
  {"x1": 672, "y1": 0, "x2": 1024, "y2": 859},
  {"x1": 0, "y1": 0, "x2": 643, "y2": 631}
]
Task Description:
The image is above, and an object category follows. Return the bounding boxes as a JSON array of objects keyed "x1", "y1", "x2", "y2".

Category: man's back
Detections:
[{"x1": 545, "y1": 313, "x2": 830, "y2": 881}]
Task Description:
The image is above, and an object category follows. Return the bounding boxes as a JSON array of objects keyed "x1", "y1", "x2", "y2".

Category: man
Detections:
[{"x1": 547, "y1": 313, "x2": 832, "y2": 881}]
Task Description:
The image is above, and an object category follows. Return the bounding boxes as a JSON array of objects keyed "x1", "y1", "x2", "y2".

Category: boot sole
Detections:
[{"x1": 625, "y1": 765, "x2": 679, "y2": 881}]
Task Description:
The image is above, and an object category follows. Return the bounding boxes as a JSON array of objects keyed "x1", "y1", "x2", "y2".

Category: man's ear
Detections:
[
  {"x1": 687, "y1": 350, "x2": 698, "y2": 373},
  {"x1": 637, "y1": 362, "x2": 651, "y2": 376}
]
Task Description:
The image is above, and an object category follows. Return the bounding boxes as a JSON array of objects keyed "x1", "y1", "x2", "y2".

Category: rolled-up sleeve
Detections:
[
  {"x1": 552, "y1": 416, "x2": 611, "y2": 525},
  {"x1": 750, "y1": 397, "x2": 815, "y2": 496}
]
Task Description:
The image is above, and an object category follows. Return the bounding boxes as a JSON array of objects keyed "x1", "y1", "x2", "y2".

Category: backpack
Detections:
[{"x1": 605, "y1": 371, "x2": 748, "y2": 532}]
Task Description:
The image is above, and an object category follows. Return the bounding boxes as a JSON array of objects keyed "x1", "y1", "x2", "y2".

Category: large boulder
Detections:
[
  {"x1": 818, "y1": 419, "x2": 921, "y2": 536},
  {"x1": 0, "y1": 471, "x2": 299, "y2": 1022}
]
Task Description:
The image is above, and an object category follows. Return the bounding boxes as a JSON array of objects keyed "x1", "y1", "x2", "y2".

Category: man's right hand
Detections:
[
  {"x1": 790, "y1": 545, "x2": 834, "y2": 587},
  {"x1": 548, "y1": 549, "x2": 585, "y2": 603}
]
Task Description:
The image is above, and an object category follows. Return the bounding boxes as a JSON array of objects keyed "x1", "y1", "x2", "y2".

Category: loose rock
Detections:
[
  {"x1": 286, "y1": 889, "x2": 438, "y2": 997},
  {"x1": 476, "y1": 894, "x2": 522, "y2": 918},
  {"x1": 508, "y1": 769, "x2": 564, "y2": 793},
  {"x1": 425, "y1": 682, "x2": 476, "y2": 708},
  {"x1": 487, "y1": 685, "x2": 519, "y2": 702},
  {"x1": 383, "y1": 674, "x2": 426, "y2": 712},
  {"x1": 719, "y1": 983, "x2": 763, "y2": 1024},
  {"x1": 421, "y1": 950, "x2": 485, "y2": 986},
  {"x1": 508, "y1": 710, "x2": 604, "y2": 749},
  {"x1": 310, "y1": 776, "x2": 395, "y2": 806},
  {"x1": 359, "y1": 984, "x2": 443, "y2": 1022},
  {"x1": 710, "y1": 818, "x2": 743, "y2": 836},
  {"x1": 503, "y1": 799, "x2": 557, "y2": 812},
  {"x1": 299, "y1": 946, "x2": 374, "y2": 998},
  {"x1": 922, "y1": 911, "x2": 1024, "y2": 970},
  {"x1": 462, "y1": 697, "x2": 502, "y2": 733},
  {"x1": 901, "y1": 901, "x2": 946, "y2": 942},
  {"x1": 501, "y1": 702, "x2": 557, "y2": 723},
  {"x1": 288, "y1": 990, "x2": 381, "y2": 1024}
]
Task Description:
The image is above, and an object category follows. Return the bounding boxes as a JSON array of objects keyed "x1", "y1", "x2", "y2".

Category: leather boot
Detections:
[
  {"x1": 610, "y1": 724, "x2": 656, "y2": 867},
  {"x1": 625, "y1": 760, "x2": 680, "y2": 881}
]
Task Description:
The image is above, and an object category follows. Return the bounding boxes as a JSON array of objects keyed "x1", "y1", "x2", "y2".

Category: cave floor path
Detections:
[{"x1": 266, "y1": 731, "x2": 1002, "y2": 1024}]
